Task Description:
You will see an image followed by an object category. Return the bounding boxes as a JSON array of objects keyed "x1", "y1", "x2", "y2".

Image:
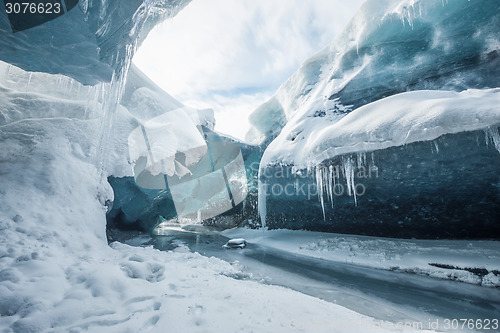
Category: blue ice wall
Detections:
[
  {"x1": 259, "y1": 128, "x2": 500, "y2": 239},
  {"x1": 0, "y1": 0, "x2": 190, "y2": 85}
]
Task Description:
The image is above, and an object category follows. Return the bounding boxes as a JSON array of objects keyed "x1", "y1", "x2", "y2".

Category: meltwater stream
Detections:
[{"x1": 150, "y1": 226, "x2": 500, "y2": 332}]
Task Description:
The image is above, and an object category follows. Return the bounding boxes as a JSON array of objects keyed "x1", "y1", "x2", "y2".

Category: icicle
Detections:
[
  {"x1": 485, "y1": 127, "x2": 500, "y2": 153},
  {"x1": 327, "y1": 165, "x2": 334, "y2": 206},
  {"x1": 94, "y1": 0, "x2": 155, "y2": 180},
  {"x1": 330, "y1": 165, "x2": 337, "y2": 208},
  {"x1": 315, "y1": 167, "x2": 326, "y2": 220},
  {"x1": 314, "y1": 152, "x2": 372, "y2": 218},
  {"x1": 25, "y1": 72, "x2": 32, "y2": 91},
  {"x1": 257, "y1": 170, "x2": 267, "y2": 229},
  {"x1": 356, "y1": 152, "x2": 366, "y2": 168},
  {"x1": 306, "y1": 164, "x2": 312, "y2": 177},
  {"x1": 434, "y1": 141, "x2": 439, "y2": 153},
  {"x1": 342, "y1": 155, "x2": 357, "y2": 206}
]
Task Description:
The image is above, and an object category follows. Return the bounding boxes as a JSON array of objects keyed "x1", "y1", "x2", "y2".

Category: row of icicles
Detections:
[{"x1": 258, "y1": 126, "x2": 500, "y2": 228}]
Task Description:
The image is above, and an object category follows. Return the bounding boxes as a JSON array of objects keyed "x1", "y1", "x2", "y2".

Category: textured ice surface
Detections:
[
  {"x1": 0, "y1": 67, "x2": 413, "y2": 333},
  {"x1": 247, "y1": 0, "x2": 500, "y2": 145},
  {"x1": 0, "y1": 0, "x2": 191, "y2": 85},
  {"x1": 109, "y1": 126, "x2": 261, "y2": 232},
  {"x1": 255, "y1": 88, "x2": 500, "y2": 237},
  {"x1": 2, "y1": 6, "x2": 424, "y2": 332},
  {"x1": 0, "y1": 0, "x2": 497, "y2": 330},
  {"x1": 107, "y1": 64, "x2": 258, "y2": 231}
]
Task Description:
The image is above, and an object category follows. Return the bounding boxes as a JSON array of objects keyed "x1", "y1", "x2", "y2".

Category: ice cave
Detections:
[{"x1": 0, "y1": 0, "x2": 499, "y2": 332}]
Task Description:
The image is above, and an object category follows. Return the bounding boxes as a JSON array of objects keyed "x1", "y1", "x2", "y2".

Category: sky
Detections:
[{"x1": 134, "y1": 0, "x2": 364, "y2": 141}]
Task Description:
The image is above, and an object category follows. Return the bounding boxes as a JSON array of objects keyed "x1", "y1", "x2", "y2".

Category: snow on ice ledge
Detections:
[{"x1": 261, "y1": 88, "x2": 500, "y2": 170}]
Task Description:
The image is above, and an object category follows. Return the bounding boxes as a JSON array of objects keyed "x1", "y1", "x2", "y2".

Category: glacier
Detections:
[
  {"x1": 252, "y1": 0, "x2": 500, "y2": 237},
  {"x1": 105, "y1": 64, "x2": 262, "y2": 232}
]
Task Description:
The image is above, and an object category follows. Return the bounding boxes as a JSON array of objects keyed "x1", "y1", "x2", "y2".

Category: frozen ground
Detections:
[
  {"x1": 222, "y1": 228, "x2": 500, "y2": 288},
  {"x1": 149, "y1": 224, "x2": 500, "y2": 332}
]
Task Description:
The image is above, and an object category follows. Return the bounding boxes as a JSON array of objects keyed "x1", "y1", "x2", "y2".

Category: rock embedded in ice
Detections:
[{"x1": 223, "y1": 238, "x2": 247, "y2": 249}]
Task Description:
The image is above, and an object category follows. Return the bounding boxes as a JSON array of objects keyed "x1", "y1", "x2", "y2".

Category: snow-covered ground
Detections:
[{"x1": 222, "y1": 228, "x2": 500, "y2": 288}]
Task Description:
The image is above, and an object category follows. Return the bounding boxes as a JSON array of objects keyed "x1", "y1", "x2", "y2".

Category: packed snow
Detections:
[
  {"x1": 261, "y1": 88, "x2": 500, "y2": 169},
  {"x1": 0, "y1": 101, "x2": 433, "y2": 332}
]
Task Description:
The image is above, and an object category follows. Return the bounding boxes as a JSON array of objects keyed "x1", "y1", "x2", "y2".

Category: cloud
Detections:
[
  {"x1": 134, "y1": 0, "x2": 364, "y2": 140},
  {"x1": 183, "y1": 91, "x2": 272, "y2": 141}
]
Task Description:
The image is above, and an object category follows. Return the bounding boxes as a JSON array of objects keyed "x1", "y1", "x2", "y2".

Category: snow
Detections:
[
  {"x1": 249, "y1": 0, "x2": 500, "y2": 231},
  {"x1": 222, "y1": 228, "x2": 500, "y2": 288},
  {"x1": 261, "y1": 88, "x2": 500, "y2": 169},
  {"x1": 257, "y1": 88, "x2": 500, "y2": 226}
]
